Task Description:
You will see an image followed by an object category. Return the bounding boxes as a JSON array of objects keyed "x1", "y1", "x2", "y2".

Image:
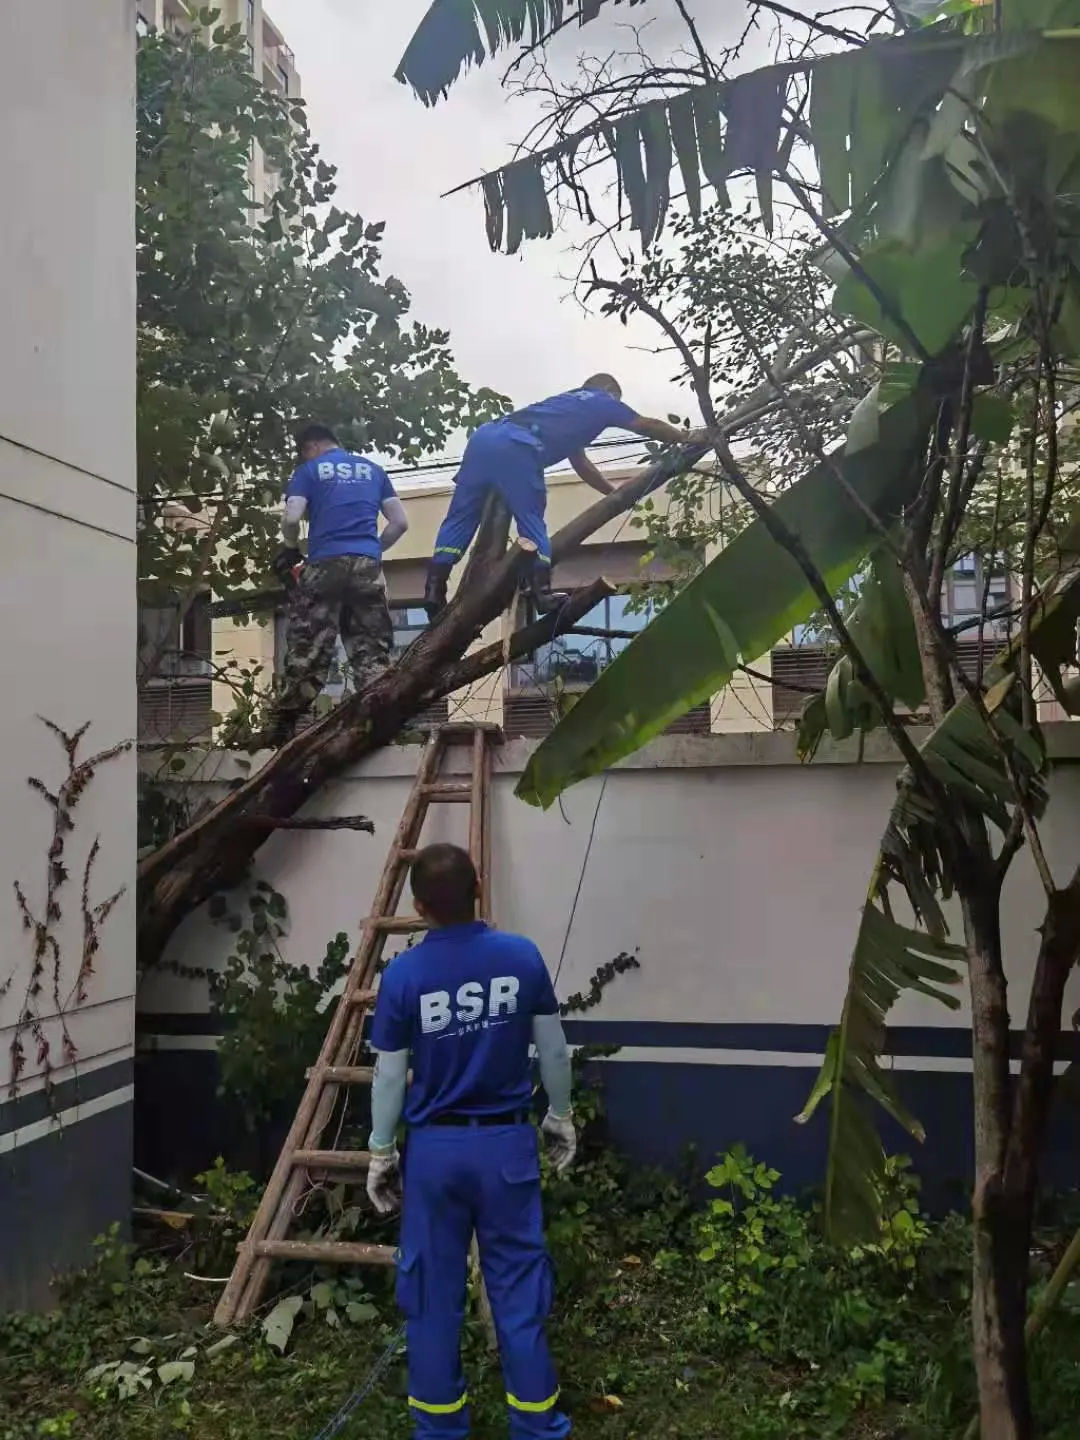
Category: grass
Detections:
[{"x1": 2, "y1": 1145, "x2": 1079, "y2": 1440}]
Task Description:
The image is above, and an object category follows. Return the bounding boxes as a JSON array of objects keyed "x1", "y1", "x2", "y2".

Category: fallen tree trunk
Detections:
[
  {"x1": 136, "y1": 464, "x2": 688, "y2": 968},
  {"x1": 137, "y1": 334, "x2": 851, "y2": 966}
]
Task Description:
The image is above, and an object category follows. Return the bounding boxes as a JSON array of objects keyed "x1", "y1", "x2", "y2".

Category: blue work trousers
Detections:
[
  {"x1": 396, "y1": 1122, "x2": 570, "y2": 1439},
  {"x1": 432, "y1": 422, "x2": 551, "y2": 569}
]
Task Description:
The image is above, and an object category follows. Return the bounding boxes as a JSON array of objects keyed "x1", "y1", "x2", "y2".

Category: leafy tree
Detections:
[
  {"x1": 394, "y1": 1, "x2": 1080, "y2": 1435},
  {"x1": 136, "y1": 14, "x2": 505, "y2": 685}
]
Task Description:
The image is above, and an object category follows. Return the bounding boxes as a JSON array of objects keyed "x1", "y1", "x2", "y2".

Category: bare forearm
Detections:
[
  {"x1": 569, "y1": 452, "x2": 616, "y2": 495},
  {"x1": 380, "y1": 497, "x2": 409, "y2": 553}
]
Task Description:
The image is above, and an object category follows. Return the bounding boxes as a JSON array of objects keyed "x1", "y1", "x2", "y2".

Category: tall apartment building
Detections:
[
  {"x1": 133, "y1": 1, "x2": 301, "y2": 207},
  {"x1": 135, "y1": 0, "x2": 301, "y2": 741}
]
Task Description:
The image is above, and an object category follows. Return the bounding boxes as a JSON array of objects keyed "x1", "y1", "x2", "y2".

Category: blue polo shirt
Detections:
[
  {"x1": 505, "y1": 387, "x2": 640, "y2": 467},
  {"x1": 369, "y1": 922, "x2": 560, "y2": 1125},
  {"x1": 285, "y1": 448, "x2": 396, "y2": 562}
]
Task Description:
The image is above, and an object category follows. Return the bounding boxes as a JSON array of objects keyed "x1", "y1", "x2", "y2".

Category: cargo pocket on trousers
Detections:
[{"x1": 395, "y1": 1250, "x2": 423, "y2": 1318}]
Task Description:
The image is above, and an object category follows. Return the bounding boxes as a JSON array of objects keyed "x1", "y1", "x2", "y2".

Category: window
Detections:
[
  {"x1": 391, "y1": 607, "x2": 430, "y2": 658},
  {"x1": 277, "y1": 63, "x2": 290, "y2": 94},
  {"x1": 247, "y1": 0, "x2": 256, "y2": 25},
  {"x1": 247, "y1": 39, "x2": 255, "y2": 69},
  {"x1": 510, "y1": 594, "x2": 655, "y2": 691}
]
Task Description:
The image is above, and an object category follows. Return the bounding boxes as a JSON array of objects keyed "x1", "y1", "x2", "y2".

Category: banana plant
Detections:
[{"x1": 516, "y1": 392, "x2": 934, "y2": 807}]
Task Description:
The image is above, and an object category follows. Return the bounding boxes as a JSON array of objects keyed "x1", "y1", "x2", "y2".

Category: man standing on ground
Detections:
[
  {"x1": 423, "y1": 373, "x2": 706, "y2": 620},
  {"x1": 366, "y1": 843, "x2": 576, "y2": 1439},
  {"x1": 269, "y1": 423, "x2": 409, "y2": 744}
]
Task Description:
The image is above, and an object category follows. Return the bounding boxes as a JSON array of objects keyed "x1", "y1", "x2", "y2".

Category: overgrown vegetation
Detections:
[
  {"x1": 392, "y1": 2, "x2": 1080, "y2": 1431},
  {"x1": 4, "y1": 1132, "x2": 1080, "y2": 1440}
]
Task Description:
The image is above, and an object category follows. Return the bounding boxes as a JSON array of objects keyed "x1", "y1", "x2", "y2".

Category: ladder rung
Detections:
[
  {"x1": 253, "y1": 1239, "x2": 396, "y2": 1267},
  {"x1": 370, "y1": 916, "x2": 430, "y2": 933},
  {"x1": 306, "y1": 1066, "x2": 374, "y2": 1085},
  {"x1": 345, "y1": 988, "x2": 376, "y2": 1006},
  {"x1": 396, "y1": 848, "x2": 422, "y2": 863},
  {"x1": 294, "y1": 1149, "x2": 372, "y2": 1172},
  {"x1": 421, "y1": 783, "x2": 473, "y2": 803}
]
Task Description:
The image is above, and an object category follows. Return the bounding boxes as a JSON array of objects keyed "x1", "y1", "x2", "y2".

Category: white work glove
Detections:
[
  {"x1": 366, "y1": 1146, "x2": 402, "y2": 1215},
  {"x1": 541, "y1": 1111, "x2": 577, "y2": 1175}
]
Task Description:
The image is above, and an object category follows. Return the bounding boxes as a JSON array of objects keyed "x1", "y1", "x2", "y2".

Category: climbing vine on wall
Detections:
[
  {"x1": 6, "y1": 720, "x2": 130, "y2": 1102},
  {"x1": 560, "y1": 950, "x2": 641, "y2": 1016}
]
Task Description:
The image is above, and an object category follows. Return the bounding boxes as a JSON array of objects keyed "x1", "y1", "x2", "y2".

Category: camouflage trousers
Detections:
[{"x1": 274, "y1": 555, "x2": 393, "y2": 724}]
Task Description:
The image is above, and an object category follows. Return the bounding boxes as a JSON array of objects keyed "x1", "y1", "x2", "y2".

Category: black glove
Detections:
[{"x1": 273, "y1": 547, "x2": 304, "y2": 587}]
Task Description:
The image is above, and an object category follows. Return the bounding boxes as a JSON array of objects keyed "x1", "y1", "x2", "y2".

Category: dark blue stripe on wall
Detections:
[
  {"x1": 138, "y1": 1013, "x2": 1080, "y2": 1062},
  {"x1": 560, "y1": 1020, "x2": 1080, "y2": 1061},
  {"x1": 0, "y1": 1058, "x2": 134, "y2": 1139}
]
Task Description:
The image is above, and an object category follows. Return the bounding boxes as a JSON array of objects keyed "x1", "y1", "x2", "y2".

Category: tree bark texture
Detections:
[
  {"x1": 963, "y1": 867, "x2": 1080, "y2": 1439},
  {"x1": 137, "y1": 450, "x2": 701, "y2": 969}
]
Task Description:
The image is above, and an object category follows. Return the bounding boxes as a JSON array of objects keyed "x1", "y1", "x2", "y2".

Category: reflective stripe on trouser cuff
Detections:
[
  {"x1": 409, "y1": 1393, "x2": 469, "y2": 1415},
  {"x1": 507, "y1": 1389, "x2": 560, "y2": 1413},
  {"x1": 432, "y1": 546, "x2": 463, "y2": 557}
]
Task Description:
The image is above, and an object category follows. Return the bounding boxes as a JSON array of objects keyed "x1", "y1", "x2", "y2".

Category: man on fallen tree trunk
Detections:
[
  {"x1": 269, "y1": 423, "x2": 410, "y2": 745},
  {"x1": 423, "y1": 374, "x2": 706, "y2": 620}
]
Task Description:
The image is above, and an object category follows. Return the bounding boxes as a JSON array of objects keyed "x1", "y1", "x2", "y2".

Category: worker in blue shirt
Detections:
[
  {"x1": 423, "y1": 374, "x2": 705, "y2": 620},
  {"x1": 269, "y1": 423, "x2": 410, "y2": 744},
  {"x1": 367, "y1": 843, "x2": 576, "y2": 1439}
]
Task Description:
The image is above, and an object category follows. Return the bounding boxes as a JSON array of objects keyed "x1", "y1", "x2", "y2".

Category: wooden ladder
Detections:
[{"x1": 214, "y1": 722, "x2": 503, "y2": 1328}]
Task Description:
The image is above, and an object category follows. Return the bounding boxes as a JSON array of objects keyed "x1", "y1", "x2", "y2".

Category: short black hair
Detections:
[
  {"x1": 295, "y1": 423, "x2": 339, "y2": 452},
  {"x1": 410, "y1": 844, "x2": 478, "y2": 926},
  {"x1": 582, "y1": 373, "x2": 622, "y2": 398}
]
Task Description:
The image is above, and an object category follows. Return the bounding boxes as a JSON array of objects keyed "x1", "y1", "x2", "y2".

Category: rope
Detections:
[
  {"x1": 308, "y1": 1324, "x2": 406, "y2": 1440},
  {"x1": 554, "y1": 770, "x2": 609, "y2": 989}
]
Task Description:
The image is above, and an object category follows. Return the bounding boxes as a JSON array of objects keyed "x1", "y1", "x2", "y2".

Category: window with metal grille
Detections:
[{"x1": 505, "y1": 593, "x2": 711, "y2": 739}]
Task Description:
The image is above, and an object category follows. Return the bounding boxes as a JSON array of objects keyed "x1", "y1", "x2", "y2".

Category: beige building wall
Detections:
[
  {"x1": 1, "y1": 0, "x2": 136, "y2": 1309},
  {"x1": 208, "y1": 466, "x2": 735, "y2": 732}
]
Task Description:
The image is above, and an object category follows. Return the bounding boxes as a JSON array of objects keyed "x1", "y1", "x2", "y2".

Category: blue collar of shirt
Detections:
[{"x1": 421, "y1": 920, "x2": 489, "y2": 943}]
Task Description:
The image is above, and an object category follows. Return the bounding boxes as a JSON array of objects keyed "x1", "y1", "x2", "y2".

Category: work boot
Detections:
[
  {"x1": 424, "y1": 563, "x2": 451, "y2": 623},
  {"x1": 529, "y1": 562, "x2": 569, "y2": 616}
]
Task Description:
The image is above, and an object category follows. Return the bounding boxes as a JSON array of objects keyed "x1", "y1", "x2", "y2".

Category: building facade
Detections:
[
  {"x1": 1, "y1": 0, "x2": 136, "y2": 1309},
  {"x1": 133, "y1": 0, "x2": 301, "y2": 210},
  {"x1": 202, "y1": 467, "x2": 1049, "y2": 746}
]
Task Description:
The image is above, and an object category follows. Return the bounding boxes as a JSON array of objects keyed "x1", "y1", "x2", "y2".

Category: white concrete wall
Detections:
[
  {"x1": 0, "y1": 0, "x2": 136, "y2": 1304},
  {"x1": 143, "y1": 732, "x2": 1080, "y2": 1041}
]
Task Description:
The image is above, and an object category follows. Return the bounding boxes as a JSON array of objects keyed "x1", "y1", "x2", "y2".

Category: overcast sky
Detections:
[{"x1": 267, "y1": 1, "x2": 826, "y2": 467}]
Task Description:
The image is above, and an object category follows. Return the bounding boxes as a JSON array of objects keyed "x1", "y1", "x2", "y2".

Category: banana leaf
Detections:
[
  {"x1": 516, "y1": 393, "x2": 934, "y2": 808},
  {"x1": 799, "y1": 521, "x2": 1080, "y2": 1244}
]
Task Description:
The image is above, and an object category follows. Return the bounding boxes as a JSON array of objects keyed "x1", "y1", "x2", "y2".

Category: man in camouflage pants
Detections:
[{"x1": 269, "y1": 424, "x2": 409, "y2": 745}]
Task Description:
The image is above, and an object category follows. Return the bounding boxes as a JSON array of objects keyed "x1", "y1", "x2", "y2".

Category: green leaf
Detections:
[
  {"x1": 693, "y1": 87, "x2": 730, "y2": 207},
  {"x1": 482, "y1": 173, "x2": 504, "y2": 252},
  {"x1": 668, "y1": 93, "x2": 701, "y2": 220},
  {"x1": 262, "y1": 1295, "x2": 303, "y2": 1353},
  {"x1": 516, "y1": 392, "x2": 934, "y2": 808},
  {"x1": 810, "y1": 56, "x2": 854, "y2": 218},
  {"x1": 640, "y1": 104, "x2": 673, "y2": 248},
  {"x1": 502, "y1": 157, "x2": 553, "y2": 254},
  {"x1": 157, "y1": 1360, "x2": 195, "y2": 1386},
  {"x1": 396, "y1": 0, "x2": 644, "y2": 105},
  {"x1": 832, "y1": 232, "x2": 980, "y2": 356},
  {"x1": 613, "y1": 115, "x2": 648, "y2": 241},
  {"x1": 970, "y1": 392, "x2": 1016, "y2": 442}
]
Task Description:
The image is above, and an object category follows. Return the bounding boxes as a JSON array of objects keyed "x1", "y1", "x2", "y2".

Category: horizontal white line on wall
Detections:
[
  {"x1": 138, "y1": 1039, "x2": 1072, "y2": 1077},
  {"x1": 0, "y1": 1084, "x2": 134, "y2": 1156},
  {"x1": 583, "y1": 1049, "x2": 1072, "y2": 1076}
]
